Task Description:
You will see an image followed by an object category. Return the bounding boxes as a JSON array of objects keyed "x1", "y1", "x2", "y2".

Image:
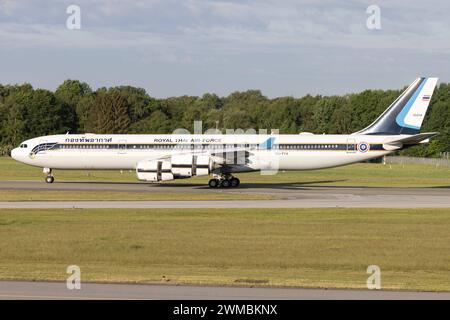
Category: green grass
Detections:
[
  {"x1": 0, "y1": 208, "x2": 449, "y2": 291},
  {"x1": 1, "y1": 156, "x2": 450, "y2": 187}
]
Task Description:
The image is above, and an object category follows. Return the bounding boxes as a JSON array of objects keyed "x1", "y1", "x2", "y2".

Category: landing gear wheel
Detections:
[
  {"x1": 45, "y1": 176, "x2": 54, "y2": 184},
  {"x1": 230, "y1": 177, "x2": 240, "y2": 187},
  {"x1": 208, "y1": 179, "x2": 219, "y2": 188},
  {"x1": 221, "y1": 179, "x2": 231, "y2": 188},
  {"x1": 209, "y1": 174, "x2": 240, "y2": 188}
]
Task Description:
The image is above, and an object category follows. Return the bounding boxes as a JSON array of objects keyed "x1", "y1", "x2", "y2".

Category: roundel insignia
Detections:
[{"x1": 357, "y1": 142, "x2": 370, "y2": 153}]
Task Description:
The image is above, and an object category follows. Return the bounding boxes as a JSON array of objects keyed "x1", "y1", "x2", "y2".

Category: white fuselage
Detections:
[{"x1": 11, "y1": 133, "x2": 397, "y2": 172}]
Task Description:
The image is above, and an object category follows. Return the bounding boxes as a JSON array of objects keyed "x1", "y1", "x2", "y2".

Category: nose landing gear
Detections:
[
  {"x1": 45, "y1": 176, "x2": 55, "y2": 183},
  {"x1": 208, "y1": 174, "x2": 240, "y2": 188},
  {"x1": 43, "y1": 168, "x2": 54, "y2": 183}
]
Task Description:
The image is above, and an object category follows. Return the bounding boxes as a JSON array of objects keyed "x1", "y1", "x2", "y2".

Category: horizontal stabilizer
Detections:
[{"x1": 382, "y1": 132, "x2": 439, "y2": 151}]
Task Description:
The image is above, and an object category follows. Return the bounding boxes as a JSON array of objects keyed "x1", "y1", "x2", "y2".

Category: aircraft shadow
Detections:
[
  {"x1": 58, "y1": 179, "x2": 348, "y2": 190},
  {"x1": 54, "y1": 180, "x2": 450, "y2": 190},
  {"x1": 61, "y1": 181, "x2": 147, "y2": 186},
  {"x1": 157, "y1": 180, "x2": 348, "y2": 190}
]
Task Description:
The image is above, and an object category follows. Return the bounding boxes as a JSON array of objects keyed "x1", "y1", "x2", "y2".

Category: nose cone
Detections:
[{"x1": 10, "y1": 148, "x2": 19, "y2": 160}]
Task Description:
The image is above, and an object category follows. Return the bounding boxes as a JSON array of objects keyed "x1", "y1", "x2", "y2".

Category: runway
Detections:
[
  {"x1": 1, "y1": 181, "x2": 450, "y2": 208},
  {"x1": 1, "y1": 281, "x2": 449, "y2": 300}
]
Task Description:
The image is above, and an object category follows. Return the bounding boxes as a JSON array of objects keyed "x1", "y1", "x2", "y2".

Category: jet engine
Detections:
[
  {"x1": 171, "y1": 154, "x2": 211, "y2": 178},
  {"x1": 136, "y1": 159, "x2": 173, "y2": 182},
  {"x1": 136, "y1": 155, "x2": 213, "y2": 182}
]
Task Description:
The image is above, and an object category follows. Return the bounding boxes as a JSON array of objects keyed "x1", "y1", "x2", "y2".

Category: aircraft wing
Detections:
[
  {"x1": 382, "y1": 132, "x2": 439, "y2": 150},
  {"x1": 135, "y1": 137, "x2": 275, "y2": 182}
]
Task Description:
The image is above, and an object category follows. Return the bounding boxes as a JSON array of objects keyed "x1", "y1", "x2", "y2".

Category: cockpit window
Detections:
[{"x1": 20, "y1": 144, "x2": 27, "y2": 148}]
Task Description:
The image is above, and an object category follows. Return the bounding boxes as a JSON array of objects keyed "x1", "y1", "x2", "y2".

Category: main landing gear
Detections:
[
  {"x1": 208, "y1": 174, "x2": 240, "y2": 188},
  {"x1": 43, "y1": 168, "x2": 54, "y2": 183}
]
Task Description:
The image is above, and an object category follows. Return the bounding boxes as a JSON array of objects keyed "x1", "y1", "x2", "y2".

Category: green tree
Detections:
[
  {"x1": 55, "y1": 79, "x2": 92, "y2": 132},
  {"x1": 0, "y1": 85, "x2": 71, "y2": 147},
  {"x1": 111, "y1": 86, "x2": 155, "y2": 123},
  {"x1": 129, "y1": 110, "x2": 172, "y2": 134},
  {"x1": 55, "y1": 80, "x2": 91, "y2": 109},
  {"x1": 87, "y1": 90, "x2": 131, "y2": 133},
  {"x1": 311, "y1": 96, "x2": 346, "y2": 134},
  {"x1": 221, "y1": 90, "x2": 268, "y2": 130},
  {"x1": 75, "y1": 94, "x2": 96, "y2": 132}
]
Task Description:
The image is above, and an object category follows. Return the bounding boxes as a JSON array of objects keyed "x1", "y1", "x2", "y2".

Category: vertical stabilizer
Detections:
[{"x1": 357, "y1": 77, "x2": 438, "y2": 135}]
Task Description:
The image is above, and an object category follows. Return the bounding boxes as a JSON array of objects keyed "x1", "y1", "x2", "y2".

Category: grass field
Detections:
[
  {"x1": 0, "y1": 208, "x2": 449, "y2": 291},
  {"x1": 1, "y1": 156, "x2": 450, "y2": 187}
]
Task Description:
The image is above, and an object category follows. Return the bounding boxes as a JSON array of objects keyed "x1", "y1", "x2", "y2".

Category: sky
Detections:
[{"x1": 0, "y1": 0, "x2": 449, "y2": 98}]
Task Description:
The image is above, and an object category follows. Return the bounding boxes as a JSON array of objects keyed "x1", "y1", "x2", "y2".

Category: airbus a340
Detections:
[{"x1": 11, "y1": 77, "x2": 438, "y2": 188}]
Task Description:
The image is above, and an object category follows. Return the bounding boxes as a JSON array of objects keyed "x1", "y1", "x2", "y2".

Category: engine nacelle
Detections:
[
  {"x1": 171, "y1": 154, "x2": 194, "y2": 177},
  {"x1": 171, "y1": 154, "x2": 211, "y2": 178},
  {"x1": 136, "y1": 159, "x2": 174, "y2": 182},
  {"x1": 195, "y1": 155, "x2": 211, "y2": 177},
  {"x1": 136, "y1": 155, "x2": 212, "y2": 182}
]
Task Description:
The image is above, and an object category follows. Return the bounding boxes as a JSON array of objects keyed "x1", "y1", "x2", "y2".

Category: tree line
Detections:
[{"x1": 0, "y1": 79, "x2": 449, "y2": 157}]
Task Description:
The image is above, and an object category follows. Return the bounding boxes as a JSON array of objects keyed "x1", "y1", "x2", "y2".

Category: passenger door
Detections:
[{"x1": 346, "y1": 138, "x2": 356, "y2": 153}]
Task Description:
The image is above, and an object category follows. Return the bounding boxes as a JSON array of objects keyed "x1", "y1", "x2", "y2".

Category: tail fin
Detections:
[{"x1": 357, "y1": 77, "x2": 438, "y2": 135}]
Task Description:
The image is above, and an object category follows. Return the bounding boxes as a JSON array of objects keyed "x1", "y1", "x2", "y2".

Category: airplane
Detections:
[{"x1": 10, "y1": 77, "x2": 439, "y2": 188}]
